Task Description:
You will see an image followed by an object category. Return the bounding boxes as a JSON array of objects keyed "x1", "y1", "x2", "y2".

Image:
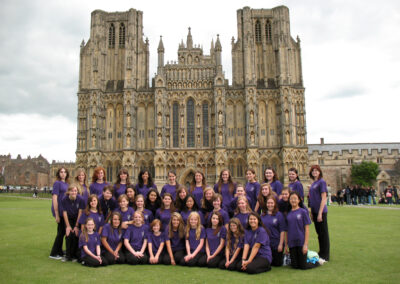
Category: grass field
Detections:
[{"x1": 0, "y1": 196, "x2": 399, "y2": 284}]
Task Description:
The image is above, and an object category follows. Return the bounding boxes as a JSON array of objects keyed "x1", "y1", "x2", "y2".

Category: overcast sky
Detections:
[{"x1": 1, "y1": 0, "x2": 399, "y2": 162}]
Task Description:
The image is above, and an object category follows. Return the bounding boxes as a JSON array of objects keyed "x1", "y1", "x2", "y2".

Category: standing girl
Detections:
[
  {"x1": 180, "y1": 212, "x2": 206, "y2": 267},
  {"x1": 101, "y1": 211, "x2": 126, "y2": 264},
  {"x1": 204, "y1": 212, "x2": 227, "y2": 268},
  {"x1": 134, "y1": 194, "x2": 154, "y2": 224},
  {"x1": 99, "y1": 185, "x2": 118, "y2": 221},
  {"x1": 245, "y1": 169, "x2": 260, "y2": 210},
  {"x1": 155, "y1": 193, "x2": 175, "y2": 228},
  {"x1": 124, "y1": 211, "x2": 149, "y2": 265},
  {"x1": 278, "y1": 188, "x2": 291, "y2": 216},
  {"x1": 79, "y1": 194, "x2": 104, "y2": 234},
  {"x1": 163, "y1": 212, "x2": 186, "y2": 265},
  {"x1": 49, "y1": 167, "x2": 69, "y2": 260},
  {"x1": 89, "y1": 167, "x2": 109, "y2": 198},
  {"x1": 254, "y1": 183, "x2": 275, "y2": 214},
  {"x1": 264, "y1": 167, "x2": 283, "y2": 197},
  {"x1": 147, "y1": 219, "x2": 166, "y2": 264},
  {"x1": 161, "y1": 171, "x2": 179, "y2": 200},
  {"x1": 309, "y1": 165, "x2": 330, "y2": 261},
  {"x1": 114, "y1": 168, "x2": 130, "y2": 199},
  {"x1": 174, "y1": 186, "x2": 189, "y2": 212},
  {"x1": 261, "y1": 195, "x2": 286, "y2": 267},
  {"x1": 237, "y1": 212, "x2": 272, "y2": 274},
  {"x1": 219, "y1": 218, "x2": 244, "y2": 270},
  {"x1": 190, "y1": 171, "x2": 207, "y2": 208},
  {"x1": 79, "y1": 218, "x2": 108, "y2": 267},
  {"x1": 288, "y1": 168, "x2": 304, "y2": 200},
  {"x1": 201, "y1": 187, "x2": 215, "y2": 216},
  {"x1": 287, "y1": 191, "x2": 319, "y2": 269},
  {"x1": 125, "y1": 185, "x2": 137, "y2": 208},
  {"x1": 61, "y1": 184, "x2": 85, "y2": 261},
  {"x1": 145, "y1": 188, "x2": 162, "y2": 217},
  {"x1": 135, "y1": 170, "x2": 157, "y2": 198},
  {"x1": 114, "y1": 194, "x2": 135, "y2": 229},
  {"x1": 214, "y1": 169, "x2": 236, "y2": 214},
  {"x1": 233, "y1": 196, "x2": 252, "y2": 229},
  {"x1": 74, "y1": 168, "x2": 89, "y2": 205}
]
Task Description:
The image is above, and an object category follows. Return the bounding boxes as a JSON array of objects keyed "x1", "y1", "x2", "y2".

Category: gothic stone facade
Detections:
[{"x1": 75, "y1": 6, "x2": 308, "y2": 188}]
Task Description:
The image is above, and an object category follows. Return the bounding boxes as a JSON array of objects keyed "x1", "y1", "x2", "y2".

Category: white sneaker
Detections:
[
  {"x1": 49, "y1": 255, "x2": 62, "y2": 260},
  {"x1": 318, "y1": 258, "x2": 327, "y2": 265}
]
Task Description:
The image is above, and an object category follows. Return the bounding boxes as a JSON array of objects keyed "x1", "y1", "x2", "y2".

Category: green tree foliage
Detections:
[{"x1": 351, "y1": 161, "x2": 380, "y2": 186}]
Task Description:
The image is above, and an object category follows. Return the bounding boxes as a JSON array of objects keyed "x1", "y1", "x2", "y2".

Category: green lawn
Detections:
[{"x1": 0, "y1": 196, "x2": 399, "y2": 284}]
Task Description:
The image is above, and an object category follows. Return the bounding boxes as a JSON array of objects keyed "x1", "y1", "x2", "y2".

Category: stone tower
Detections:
[{"x1": 75, "y1": 6, "x2": 308, "y2": 186}]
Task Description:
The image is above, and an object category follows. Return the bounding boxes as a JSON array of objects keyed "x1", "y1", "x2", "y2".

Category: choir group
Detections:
[{"x1": 49, "y1": 165, "x2": 330, "y2": 274}]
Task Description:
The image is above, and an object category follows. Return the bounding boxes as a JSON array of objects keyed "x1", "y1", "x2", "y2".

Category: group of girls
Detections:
[{"x1": 50, "y1": 165, "x2": 330, "y2": 274}]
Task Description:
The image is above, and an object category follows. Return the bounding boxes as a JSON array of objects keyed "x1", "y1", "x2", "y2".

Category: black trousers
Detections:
[
  {"x1": 125, "y1": 251, "x2": 149, "y2": 265},
  {"x1": 65, "y1": 217, "x2": 79, "y2": 259},
  {"x1": 179, "y1": 252, "x2": 206, "y2": 267},
  {"x1": 50, "y1": 217, "x2": 65, "y2": 257},
  {"x1": 199, "y1": 252, "x2": 224, "y2": 268},
  {"x1": 236, "y1": 256, "x2": 271, "y2": 274},
  {"x1": 312, "y1": 212, "x2": 330, "y2": 261},
  {"x1": 271, "y1": 248, "x2": 283, "y2": 267},
  {"x1": 81, "y1": 255, "x2": 108, "y2": 267},
  {"x1": 289, "y1": 246, "x2": 319, "y2": 270},
  {"x1": 218, "y1": 252, "x2": 242, "y2": 271},
  {"x1": 148, "y1": 251, "x2": 167, "y2": 264},
  {"x1": 102, "y1": 250, "x2": 126, "y2": 265},
  {"x1": 162, "y1": 250, "x2": 185, "y2": 265}
]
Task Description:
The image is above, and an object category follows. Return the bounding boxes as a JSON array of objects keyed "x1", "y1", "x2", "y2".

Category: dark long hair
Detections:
[
  {"x1": 190, "y1": 171, "x2": 206, "y2": 193},
  {"x1": 288, "y1": 191, "x2": 306, "y2": 211},
  {"x1": 56, "y1": 167, "x2": 70, "y2": 182},
  {"x1": 263, "y1": 167, "x2": 279, "y2": 183},
  {"x1": 216, "y1": 169, "x2": 235, "y2": 196},
  {"x1": 115, "y1": 168, "x2": 131, "y2": 189},
  {"x1": 138, "y1": 170, "x2": 153, "y2": 188}
]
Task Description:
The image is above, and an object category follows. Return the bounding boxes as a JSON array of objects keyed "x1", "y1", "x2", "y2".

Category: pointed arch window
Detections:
[
  {"x1": 109, "y1": 24, "x2": 115, "y2": 47},
  {"x1": 119, "y1": 23, "x2": 125, "y2": 47},
  {"x1": 187, "y1": 98, "x2": 195, "y2": 147},
  {"x1": 202, "y1": 102, "x2": 209, "y2": 147},
  {"x1": 173, "y1": 102, "x2": 179, "y2": 147},
  {"x1": 255, "y1": 20, "x2": 261, "y2": 43},
  {"x1": 265, "y1": 20, "x2": 272, "y2": 42}
]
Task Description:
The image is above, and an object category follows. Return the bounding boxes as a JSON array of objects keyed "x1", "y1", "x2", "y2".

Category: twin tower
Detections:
[{"x1": 76, "y1": 6, "x2": 308, "y2": 188}]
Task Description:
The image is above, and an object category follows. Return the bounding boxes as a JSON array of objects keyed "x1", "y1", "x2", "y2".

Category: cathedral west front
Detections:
[{"x1": 75, "y1": 6, "x2": 308, "y2": 188}]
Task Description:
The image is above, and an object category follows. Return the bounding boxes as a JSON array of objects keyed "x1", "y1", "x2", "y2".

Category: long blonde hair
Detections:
[
  {"x1": 234, "y1": 196, "x2": 252, "y2": 215},
  {"x1": 185, "y1": 212, "x2": 202, "y2": 240},
  {"x1": 74, "y1": 168, "x2": 87, "y2": 195}
]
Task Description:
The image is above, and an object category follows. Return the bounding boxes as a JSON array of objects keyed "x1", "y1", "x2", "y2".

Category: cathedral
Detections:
[{"x1": 75, "y1": 6, "x2": 308, "y2": 188}]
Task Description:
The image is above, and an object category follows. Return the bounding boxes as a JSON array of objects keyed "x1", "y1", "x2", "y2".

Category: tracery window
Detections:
[{"x1": 187, "y1": 98, "x2": 195, "y2": 147}]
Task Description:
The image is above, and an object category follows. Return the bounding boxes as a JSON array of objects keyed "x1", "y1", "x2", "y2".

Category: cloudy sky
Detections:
[{"x1": 1, "y1": 0, "x2": 399, "y2": 162}]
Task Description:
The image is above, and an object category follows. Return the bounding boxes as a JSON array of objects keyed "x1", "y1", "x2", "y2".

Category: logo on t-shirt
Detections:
[
  {"x1": 273, "y1": 218, "x2": 277, "y2": 224},
  {"x1": 141, "y1": 231, "x2": 144, "y2": 237},
  {"x1": 297, "y1": 214, "x2": 301, "y2": 220},
  {"x1": 127, "y1": 214, "x2": 131, "y2": 220}
]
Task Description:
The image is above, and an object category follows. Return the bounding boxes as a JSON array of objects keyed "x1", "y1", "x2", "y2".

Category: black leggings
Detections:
[
  {"x1": 102, "y1": 250, "x2": 126, "y2": 264},
  {"x1": 199, "y1": 252, "x2": 224, "y2": 268},
  {"x1": 125, "y1": 251, "x2": 149, "y2": 265},
  {"x1": 289, "y1": 246, "x2": 319, "y2": 270},
  {"x1": 50, "y1": 218, "x2": 65, "y2": 257},
  {"x1": 312, "y1": 212, "x2": 330, "y2": 261},
  {"x1": 162, "y1": 250, "x2": 185, "y2": 265},
  {"x1": 271, "y1": 248, "x2": 283, "y2": 266},
  {"x1": 236, "y1": 257, "x2": 271, "y2": 274},
  {"x1": 179, "y1": 252, "x2": 206, "y2": 267},
  {"x1": 218, "y1": 253, "x2": 242, "y2": 270},
  {"x1": 81, "y1": 255, "x2": 108, "y2": 267},
  {"x1": 65, "y1": 217, "x2": 79, "y2": 259}
]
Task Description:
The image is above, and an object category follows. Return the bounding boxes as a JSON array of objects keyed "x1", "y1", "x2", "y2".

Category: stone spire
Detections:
[
  {"x1": 186, "y1": 27, "x2": 193, "y2": 49},
  {"x1": 157, "y1": 35, "x2": 164, "y2": 52}
]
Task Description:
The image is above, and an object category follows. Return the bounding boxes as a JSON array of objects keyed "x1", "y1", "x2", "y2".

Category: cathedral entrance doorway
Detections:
[{"x1": 179, "y1": 169, "x2": 195, "y2": 189}]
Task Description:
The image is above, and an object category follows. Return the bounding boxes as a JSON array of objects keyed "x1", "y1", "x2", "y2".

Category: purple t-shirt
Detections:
[
  {"x1": 289, "y1": 180, "x2": 304, "y2": 199},
  {"x1": 79, "y1": 232, "x2": 100, "y2": 258},
  {"x1": 206, "y1": 226, "x2": 227, "y2": 255},
  {"x1": 80, "y1": 184, "x2": 89, "y2": 206},
  {"x1": 79, "y1": 211, "x2": 105, "y2": 232},
  {"x1": 233, "y1": 212, "x2": 249, "y2": 229},
  {"x1": 161, "y1": 184, "x2": 178, "y2": 200},
  {"x1": 114, "y1": 207, "x2": 135, "y2": 222},
  {"x1": 114, "y1": 184, "x2": 127, "y2": 199},
  {"x1": 245, "y1": 182, "x2": 260, "y2": 210},
  {"x1": 101, "y1": 223, "x2": 124, "y2": 251},
  {"x1": 187, "y1": 227, "x2": 206, "y2": 253},
  {"x1": 135, "y1": 209, "x2": 154, "y2": 225},
  {"x1": 286, "y1": 207, "x2": 311, "y2": 248},
  {"x1": 261, "y1": 211, "x2": 287, "y2": 249},
  {"x1": 61, "y1": 195, "x2": 85, "y2": 219},
  {"x1": 51, "y1": 180, "x2": 68, "y2": 217},
  {"x1": 244, "y1": 227, "x2": 272, "y2": 263},
  {"x1": 99, "y1": 196, "x2": 118, "y2": 220},
  {"x1": 191, "y1": 186, "x2": 204, "y2": 208},
  {"x1": 89, "y1": 182, "x2": 109, "y2": 198},
  {"x1": 180, "y1": 210, "x2": 205, "y2": 226},
  {"x1": 165, "y1": 229, "x2": 185, "y2": 252},
  {"x1": 270, "y1": 180, "x2": 283, "y2": 196},
  {"x1": 148, "y1": 232, "x2": 165, "y2": 255},
  {"x1": 309, "y1": 179, "x2": 328, "y2": 214},
  {"x1": 213, "y1": 183, "x2": 236, "y2": 209},
  {"x1": 155, "y1": 208, "x2": 173, "y2": 229},
  {"x1": 124, "y1": 224, "x2": 149, "y2": 251},
  {"x1": 135, "y1": 183, "x2": 157, "y2": 198},
  {"x1": 207, "y1": 209, "x2": 230, "y2": 226},
  {"x1": 226, "y1": 235, "x2": 244, "y2": 257}
]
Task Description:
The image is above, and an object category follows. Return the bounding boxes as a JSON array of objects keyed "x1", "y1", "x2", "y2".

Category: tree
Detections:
[{"x1": 351, "y1": 161, "x2": 380, "y2": 187}]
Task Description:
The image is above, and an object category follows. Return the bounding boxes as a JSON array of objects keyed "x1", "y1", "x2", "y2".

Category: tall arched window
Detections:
[
  {"x1": 119, "y1": 23, "x2": 125, "y2": 47},
  {"x1": 202, "y1": 102, "x2": 209, "y2": 147},
  {"x1": 265, "y1": 20, "x2": 272, "y2": 42},
  {"x1": 187, "y1": 98, "x2": 195, "y2": 147},
  {"x1": 255, "y1": 20, "x2": 261, "y2": 43},
  {"x1": 109, "y1": 24, "x2": 115, "y2": 47},
  {"x1": 173, "y1": 102, "x2": 179, "y2": 147}
]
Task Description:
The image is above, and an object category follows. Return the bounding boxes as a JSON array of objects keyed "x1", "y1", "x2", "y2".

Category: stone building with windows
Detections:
[{"x1": 75, "y1": 6, "x2": 308, "y2": 187}]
